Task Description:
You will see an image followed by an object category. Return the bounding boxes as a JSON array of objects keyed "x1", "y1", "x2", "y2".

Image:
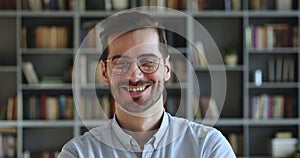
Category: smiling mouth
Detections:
[
  {"x1": 124, "y1": 85, "x2": 150, "y2": 93},
  {"x1": 128, "y1": 86, "x2": 146, "y2": 92},
  {"x1": 119, "y1": 81, "x2": 153, "y2": 95}
]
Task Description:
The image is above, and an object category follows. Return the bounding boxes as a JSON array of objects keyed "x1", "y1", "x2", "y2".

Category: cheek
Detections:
[
  {"x1": 149, "y1": 71, "x2": 165, "y2": 81},
  {"x1": 107, "y1": 74, "x2": 122, "y2": 84}
]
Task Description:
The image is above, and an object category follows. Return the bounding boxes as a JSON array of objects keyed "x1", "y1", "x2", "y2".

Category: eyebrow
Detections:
[
  {"x1": 110, "y1": 53, "x2": 159, "y2": 60},
  {"x1": 110, "y1": 55, "x2": 124, "y2": 60}
]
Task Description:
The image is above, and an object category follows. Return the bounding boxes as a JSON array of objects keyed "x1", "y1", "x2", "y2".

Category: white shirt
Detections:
[{"x1": 59, "y1": 112, "x2": 236, "y2": 158}]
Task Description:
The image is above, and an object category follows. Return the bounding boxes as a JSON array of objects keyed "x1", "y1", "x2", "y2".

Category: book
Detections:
[
  {"x1": 266, "y1": 25, "x2": 274, "y2": 49},
  {"x1": 288, "y1": 58, "x2": 294, "y2": 82},
  {"x1": 78, "y1": 0, "x2": 85, "y2": 10},
  {"x1": 80, "y1": 95, "x2": 114, "y2": 119},
  {"x1": 231, "y1": 0, "x2": 241, "y2": 10},
  {"x1": 0, "y1": 128, "x2": 17, "y2": 158},
  {"x1": 194, "y1": 41, "x2": 208, "y2": 67},
  {"x1": 282, "y1": 57, "x2": 290, "y2": 82},
  {"x1": 60, "y1": 0, "x2": 70, "y2": 10},
  {"x1": 88, "y1": 60, "x2": 97, "y2": 84},
  {"x1": 292, "y1": 26, "x2": 298, "y2": 47},
  {"x1": 256, "y1": 26, "x2": 267, "y2": 49},
  {"x1": 12, "y1": 97, "x2": 18, "y2": 120},
  {"x1": 228, "y1": 133, "x2": 238, "y2": 155},
  {"x1": 268, "y1": 58, "x2": 275, "y2": 82},
  {"x1": 34, "y1": 26, "x2": 68, "y2": 48},
  {"x1": 21, "y1": 27, "x2": 27, "y2": 48},
  {"x1": 95, "y1": 62, "x2": 103, "y2": 84},
  {"x1": 248, "y1": 23, "x2": 295, "y2": 49},
  {"x1": 276, "y1": 0, "x2": 292, "y2": 10},
  {"x1": 28, "y1": 0, "x2": 42, "y2": 10},
  {"x1": 171, "y1": 56, "x2": 186, "y2": 82},
  {"x1": 276, "y1": 131, "x2": 293, "y2": 139},
  {"x1": 79, "y1": 55, "x2": 87, "y2": 84},
  {"x1": 22, "y1": 62, "x2": 39, "y2": 84},
  {"x1": 245, "y1": 26, "x2": 252, "y2": 48},
  {"x1": 6, "y1": 97, "x2": 14, "y2": 120},
  {"x1": 193, "y1": 97, "x2": 201, "y2": 119},
  {"x1": 79, "y1": 96, "x2": 86, "y2": 119},
  {"x1": 58, "y1": 95, "x2": 66, "y2": 119},
  {"x1": 275, "y1": 57, "x2": 283, "y2": 82},
  {"x1": 64, "y1": 96, "x2": 74, "y2": 119},
  {"x1": 249, "y1": 94, "x2": 295, "y2": 119},
  {"x1": 250, "y1": 0, "x2": 260, "y2": 10},
  {"x1": 199, "y1": 96, "x2": 219, "y2": 119},
  {"x1": 0, "y1": 0, "x2": 16, "y2": 9},
  {"x1": 46, "y1": 97, "x2": 59, "y2": 120},
  {"x1": 274, "y1": 95, "x2": 285, "y2": 118},
  {"x1": 224, "y1": 0, "x2": 231, "y2": 11},
  {"x1": 40, "y1": 94, "x2": 47, "y2": 120}
]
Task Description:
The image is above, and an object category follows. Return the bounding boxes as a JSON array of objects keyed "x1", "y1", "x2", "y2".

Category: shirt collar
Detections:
[
  {"x1": 151, "y1": 111, "x2": 169, "y2": 149},
  {"x1": 111, "y1": 111, "x2": 170, "y2": 150},
  {"x1": 111, "y1": 114, "x2": 133, "y2": 150}
]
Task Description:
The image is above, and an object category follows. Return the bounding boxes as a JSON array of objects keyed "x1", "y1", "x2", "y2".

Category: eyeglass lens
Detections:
[{"x1": 109, "y1": 54, "x2": 161, "y2": 74}]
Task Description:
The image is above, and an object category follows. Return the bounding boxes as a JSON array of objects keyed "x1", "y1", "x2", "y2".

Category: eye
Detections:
[
  {"x1": 113, "y1": 59, "x2": 130, "y2": 68},
  {"x1": 139, "y1": 56, "x2": 159, "y2": 66}
]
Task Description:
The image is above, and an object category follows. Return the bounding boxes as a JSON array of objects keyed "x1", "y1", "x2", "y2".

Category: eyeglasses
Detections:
[{"x1": 105, "y1": 54, "x2": 164, "y2": 75}]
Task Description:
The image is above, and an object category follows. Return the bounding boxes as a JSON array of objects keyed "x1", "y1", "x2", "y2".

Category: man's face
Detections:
[{"x1": 101, "y1": 28, "x2": 170, "y2": 113}]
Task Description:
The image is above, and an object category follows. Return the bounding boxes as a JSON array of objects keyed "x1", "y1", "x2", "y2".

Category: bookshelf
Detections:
[{"x1": 0, "y1": 0, "x2": 299, "y2": 157}]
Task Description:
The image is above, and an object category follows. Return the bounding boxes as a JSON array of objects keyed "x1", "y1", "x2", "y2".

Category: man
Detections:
[{"x1": 59, "y1": 11, "x2": 236, "y2": 158}]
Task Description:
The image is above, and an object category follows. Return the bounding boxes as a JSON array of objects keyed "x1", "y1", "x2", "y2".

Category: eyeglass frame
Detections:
[{"x1": 104, "y1": 53, "x2": 168, "y2": 75}]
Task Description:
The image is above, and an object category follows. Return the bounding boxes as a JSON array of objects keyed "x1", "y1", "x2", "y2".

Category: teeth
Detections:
[{"x1": 128, "y1": 86, "x2": 145, "y2": 92}]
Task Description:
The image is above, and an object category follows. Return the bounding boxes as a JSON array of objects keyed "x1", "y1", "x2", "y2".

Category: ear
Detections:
[
  {"x1": 100, "y1": 61, "x2": 110, "y2": 85},
  {"x1": 164, "y1": 55, "x2": 171, "y2": 81}
]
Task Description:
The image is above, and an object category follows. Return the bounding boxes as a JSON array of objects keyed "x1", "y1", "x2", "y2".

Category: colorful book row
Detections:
[
  {"x1": 79, "y1": 95, "x2": 114, "y2": 120},
  {"x1": 249, "y1": 94, "x2": 297, "y2": 119},
  {"x1": 246, "y1": 24, "x2": 298, "y2": 49},
  {"x1": 268, "y1": 57, "x2": 295, "y2": 82},
  {"x1": 21, "y1": 0, "x2": 74, "y2": 11},
  {"x1": 0, "y1": 97, "x2": 17, "y2": 120},
  {"x1": 23, "y1": 95, "x2": 74, "y2": 120},
  {"x1": 0, "y1": 128, "x2": 17, "y2": 158},
  {"x1": 23, "y1": 150, "x2": 60, "y2": 158},
  {"x1": 22, "y1": 26, "x2": 69, "y2": 49}
]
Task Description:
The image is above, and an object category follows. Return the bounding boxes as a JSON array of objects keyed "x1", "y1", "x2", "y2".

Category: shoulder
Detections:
[
  {"x1": 168, "y1": 115, "x2": 221, "y2": 143},
  {"x1": 168, "y1": 115, "x2": 236, "y2": 157},
  {"x1": 59, "y1": 122, "x2": 112, "y2": 157},
  {"x1": 168, "y1": 114, "x2": 216, "y2": 137},
  {"x1": 170, "y1": 115, "x2": 225, "y2": 141},
  {"x1": 76, "y1": 123, "x2": 113, "y2": 145}
]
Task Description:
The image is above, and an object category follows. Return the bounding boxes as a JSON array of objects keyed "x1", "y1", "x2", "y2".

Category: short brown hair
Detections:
[{"x1": 99, "y1": 11, "x2": 168, "y2": 61}]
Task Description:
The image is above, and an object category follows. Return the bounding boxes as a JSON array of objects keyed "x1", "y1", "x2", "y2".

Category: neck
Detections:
[
  {"x1": 115, "y1": 105, "x2": 164, "y2": 132},
  {"x1": 115, "y1": 104, "x2": 164, "y2": 149}
]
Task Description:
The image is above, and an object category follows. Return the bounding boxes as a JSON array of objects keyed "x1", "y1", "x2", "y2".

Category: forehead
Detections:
[{"x1": 107, "y1": 28, "x2": 161, "y2": 58}]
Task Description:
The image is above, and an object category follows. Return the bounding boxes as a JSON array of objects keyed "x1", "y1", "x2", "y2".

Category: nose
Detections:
[{"x1": 127, "y1": 61, "x2": 144, "y2": 83}]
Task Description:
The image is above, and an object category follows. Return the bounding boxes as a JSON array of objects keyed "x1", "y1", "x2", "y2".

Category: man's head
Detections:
[{"x1": 98, "y1": 11, "x2": 171, "y2": 115}]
